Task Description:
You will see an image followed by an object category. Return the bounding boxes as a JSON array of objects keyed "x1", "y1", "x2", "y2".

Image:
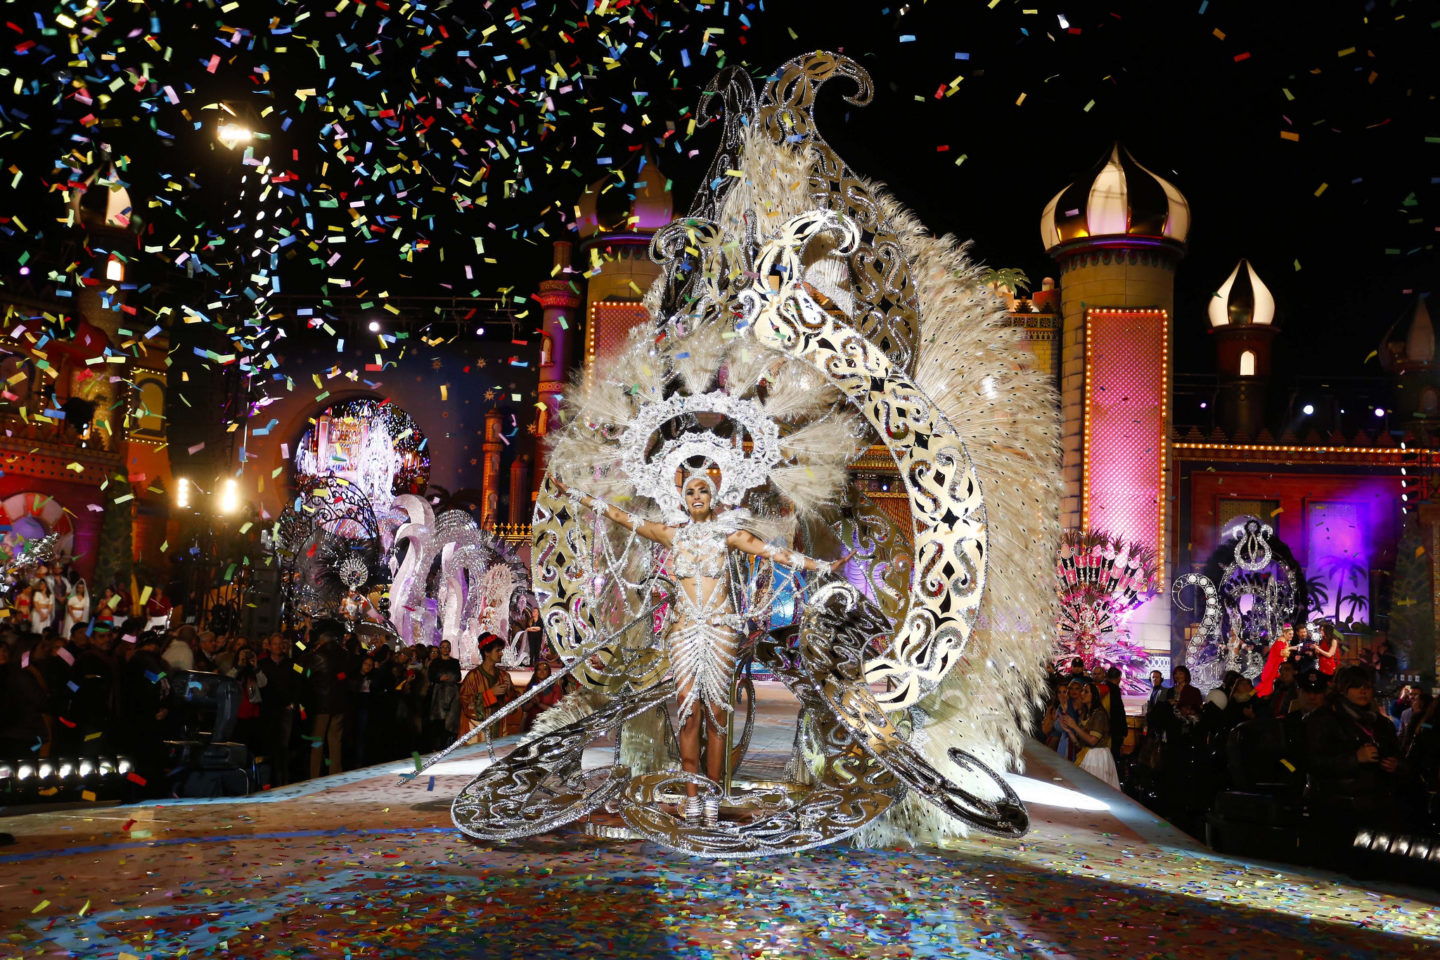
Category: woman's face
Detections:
[
  {"x1": 682, "y1": 477, "x2": 714, "y2": 520},
  {"x1": 1344, "y1": 682, "x2": 1374, "y2": 708},
  {"x1": 440, "y1": 641, "x2": 452, "y2": 658},
  {"x1": 535, "y1": 662, "x2": 551, "y2": 679}
]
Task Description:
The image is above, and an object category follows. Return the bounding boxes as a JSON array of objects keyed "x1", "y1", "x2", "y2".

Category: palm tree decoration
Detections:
[
  {"x1": 1303, "y1": 573, "x2": 1331, "y2": 620},
  {"x1": 1317, "y1": 553, "x2": 1369, "y2": 625},
  {"x1": 1055, "y1": 528, "x2": 1159, "y2": 694},
  {"x1": 1340, "y1": 592, "x2": 1370, "y2": 625},
  {"x1": 978, "y1": 266, "x2": 1032, "y2": 299}
]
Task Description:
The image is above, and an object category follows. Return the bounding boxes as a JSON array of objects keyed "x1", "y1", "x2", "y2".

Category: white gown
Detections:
[{"x1": 62, "y1": 591, "x2": 90, "y2": 636}]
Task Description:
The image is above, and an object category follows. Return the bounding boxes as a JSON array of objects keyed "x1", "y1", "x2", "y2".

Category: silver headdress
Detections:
[{"x1": 619, "y1": 390, "x2": 783, "y2": 523}]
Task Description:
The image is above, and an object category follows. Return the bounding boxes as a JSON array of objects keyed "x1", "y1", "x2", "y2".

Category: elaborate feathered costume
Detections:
[{"x1": 424, "y1": 53, "x2": 1062, "y2": 856}]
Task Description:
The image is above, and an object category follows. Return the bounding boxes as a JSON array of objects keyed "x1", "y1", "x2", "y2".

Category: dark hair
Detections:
[
  {"x1": 479, "y1": 637, "x2": 504, "y2": 659},
  {"x1": 1070, "y1": 657, "x2": 1085, "y2": 669},
  {"x1": 1331, "y1": 665, "x2": 1374, "y2": 697},
  {"x1": 1106, "y1": 667, "x2": 1121, "y2": 682},
  {"x1": 1173, "y1": 665, "x2": 1191, "y2": 681}
]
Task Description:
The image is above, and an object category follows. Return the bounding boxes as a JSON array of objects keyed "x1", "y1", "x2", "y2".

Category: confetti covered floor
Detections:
[{"x1": 2, "y1": 686, "x2": 1437, "y2": 960}]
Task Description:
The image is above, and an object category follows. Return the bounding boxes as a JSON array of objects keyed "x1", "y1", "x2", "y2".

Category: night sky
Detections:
[{"x1": 1, "y1": 1, "x2": 1436, "y2": 422}]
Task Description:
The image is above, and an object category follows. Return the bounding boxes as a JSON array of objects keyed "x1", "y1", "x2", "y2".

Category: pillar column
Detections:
[
  {"x1": 508, "y1": 454, "x2": 530, "y2": 526},
  {"x1": 535, "y1": 241, "x2": 580, "y2": 487},
  {"x1": 481, "y1": 408, "x2": 504, "y2": 530}
]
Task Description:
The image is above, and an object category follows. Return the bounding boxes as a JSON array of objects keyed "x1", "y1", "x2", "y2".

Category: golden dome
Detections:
[{"x1": 1041, "y1": 143, "x2": 1189, "y2": 252}]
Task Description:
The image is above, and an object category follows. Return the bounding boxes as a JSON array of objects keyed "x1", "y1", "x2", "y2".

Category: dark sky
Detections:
[{"x1": 3, "y1": 0, "x2": 1436, "y2": 404}]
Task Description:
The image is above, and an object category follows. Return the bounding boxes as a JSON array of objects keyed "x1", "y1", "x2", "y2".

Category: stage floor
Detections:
[{"x1": 2, "y1": 685, "x2": 1437, "y2": 959}]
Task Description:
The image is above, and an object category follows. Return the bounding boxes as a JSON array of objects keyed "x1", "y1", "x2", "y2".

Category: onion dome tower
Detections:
[
  {"x1": 1380, "y1": 295, "x2": 1440, "y2": 436},
  {"x1": 1208, "y1": 259, "x2": 1279, "y2": 438},
  {"x1": 1041, "y1": 143, "x2": 1189, "y2": 655}
]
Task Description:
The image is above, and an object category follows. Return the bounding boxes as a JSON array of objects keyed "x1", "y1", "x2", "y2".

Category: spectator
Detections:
[
  {"x1": 117, "y1": 630, "x2": 171, "y2": 794},
  {"x1": 70, "y1": 626, "x2": 118, "y2": 755},
  {"x1": 348, "y1": 655, "x2": 384, "y2": 768},
  {"x1": 227, "y1": 646, "x2": 266, "y2": 753},
  {"x1": 1066, "y1": 656, "x2": 1086, "y2": 680},
  {"x1": 524, "y1": 658, "x2": 566, "y2": 723},
  {"x1": 1306, "y1": 666, "x2": 1405, "y2": 862},
  {"x1": 1163, "y1": 665, "x2": 1202, "y2": 722},
  {"x1": 1264, "y1": 662, "x2": 1298, "y2": 718},
  {"x1": 1104, "y1": 666, "x2": 1128, "y2": 765},
  {"x1": 258, "y1": 634, "x2": 299, "y2": 787},
  {"x1": 1059, "y1": 680, "x2": 1119, "y2": 789},
  {"x1": 0, "y1": 637, "x2": 53, "y2": 757},
  {"x1": 426, "y1": 640, "x2": 462, "y2": 751},
  {"x1": 1144, "y1": 669, "x2": 1165, "y2": 709},
  {"x1": 162, "y1": 626, "x2": 196, "y2": 673},
  {"x1": 302, "y1": 621, "x2": 349, "y2": 779}
]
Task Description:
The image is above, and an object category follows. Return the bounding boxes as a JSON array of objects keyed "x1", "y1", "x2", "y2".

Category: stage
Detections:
[{"x1": 2, "y1": 685, "x2": 1437, "y2": 959}]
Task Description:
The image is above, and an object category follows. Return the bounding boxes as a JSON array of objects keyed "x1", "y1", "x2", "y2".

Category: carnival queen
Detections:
[{"x1": 555, "y1": 462, "x2": 850, "y2": 824}]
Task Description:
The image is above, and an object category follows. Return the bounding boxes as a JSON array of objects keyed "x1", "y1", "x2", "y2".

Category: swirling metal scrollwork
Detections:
[
  {"x1": 738, "y1": 211, "x2": 987, "y2": 711},
  {"x1": 755, "y1": 52, "x2": 921, "y2": 375},
  {"x1": 452, "y1": 679, "x2": 675, "y2": 841}
]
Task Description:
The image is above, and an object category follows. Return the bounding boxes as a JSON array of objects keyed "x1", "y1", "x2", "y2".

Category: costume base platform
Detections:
[{"x1": 2, "y1": 684, "x2": 1436, "y2": 959}]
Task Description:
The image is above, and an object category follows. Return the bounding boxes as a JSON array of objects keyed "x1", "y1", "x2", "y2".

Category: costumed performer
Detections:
[
  {"x1": 30, "y1": 580, "x2": 54, "y2": 636},
  {"x1": 1254, "y1": 622, "x2": 1294, "y2": 697},
  {"x1": 555, "y1": 468, "x2": 851, "y2": 823},
  {"x1": 1314, "y1": 621, "x2": 1340, "y2": 677},
  {"x1": 62, "y1": 579, "x2": 90, "y2": 637}
]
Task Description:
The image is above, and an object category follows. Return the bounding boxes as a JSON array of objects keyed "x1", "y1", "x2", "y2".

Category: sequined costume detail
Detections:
[{"x1": 667, "y1": 520, "x2": 742, "y2": 728}]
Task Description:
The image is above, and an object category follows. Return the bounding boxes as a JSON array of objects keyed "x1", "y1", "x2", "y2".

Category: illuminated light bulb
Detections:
[
  {"x1": 219, "y1": 477, "x2": 241, "y2": 515},
  {"x1": 368, "y1": 320, "x2": 381, "y2": 333},
  {"x1": 1374, "y1": 407, "x2": 1385, "y2": 418},
  {"x1": 1302, "y1": 404, "x2": 1315, "y2": 415}
]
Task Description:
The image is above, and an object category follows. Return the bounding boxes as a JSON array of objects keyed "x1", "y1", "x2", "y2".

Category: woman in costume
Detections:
[
  {"x1": 62, "y1": 579, "x2": 90, "y2": 637},
  {"x1": 1314, "y1": 621, "x2": 1340, "y2": 677},
  {"x1": 555, "y1": 466, "x2": 849, "y2": 823},
  {"x1": 1254, "y1": 623, "x2": 1293, "y2": 697},
  {"x1": 29, "y1": 579, "x2": 54, "y2": 636}
]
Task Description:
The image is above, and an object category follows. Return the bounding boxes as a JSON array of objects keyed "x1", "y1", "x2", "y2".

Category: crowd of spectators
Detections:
[
  {"x1": 0, "y1": 611, "x2": 567, "y2": 800},
  {"x1": 1041, "y1": 628, "x2": 1440, "y2": 879}
]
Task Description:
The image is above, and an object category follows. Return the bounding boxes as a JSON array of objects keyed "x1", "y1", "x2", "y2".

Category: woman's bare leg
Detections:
[{"x1": 677, "y1": 683, "x2": 702, "y2": 799}]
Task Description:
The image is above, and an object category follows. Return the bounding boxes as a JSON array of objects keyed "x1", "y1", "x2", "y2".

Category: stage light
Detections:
[
  {"x1": 1199, "y1": 401, "x2": 1207, "y2": 409},
  {"x1": 368, "y1": 320, "x2": 381, "y2": 333},
  {"x1": 58, "y1": 762, "x2": 74, "y2": 779},
  {"x1": 1302, "y1": 403, "x2": 1314, "y2": 415},
  {"x1": 106, "y1": 256, "x2": 124, "y2": 282},
  {"x1": 79, "y1": 760, "x2": 94, "y2": 777},
  {"x1": 18, "y1": 266, "x2": 28, "y2": 276},
  {"x1": 218, "y1": 477, "x2": 240, "y2": 515},
  {"x1": 1374, "y1": 407, "x2": 1386, "y2": 418},
  {"x1": 217, "y1": 122, "x2": 252, "y2": 146},
  {"x1": 175, "y1": 477, "x2": 192, "y2": 509},
  {"x1": 118, "y1": 758, "x2": 132, "y2": 775},
  {"x1": 16, "y1": 763, "x2": 34, "y2": 780},
  {"x1": 476, "y1": 326, "x2": 486, "y2": 336},
  {"x1": 0, "y1": 763, "x2": 12, "y2": 780},
  {"x1": 38, "y1": 762, "x2": 54, "y2": 779}
]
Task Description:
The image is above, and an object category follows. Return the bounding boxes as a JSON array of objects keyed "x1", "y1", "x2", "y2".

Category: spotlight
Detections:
[
  {"x1": 79, "y1": 760, "x2": 94, "y2": 777},
  {"x1": 1199, "y1": 401, "x2": 1207, "y2": 410},
  {"x1": 216, "y1": 122, "x2": 253, "y2": 146},
  {"x1": 58, "y1": 762, "x2": 74, "y2": 779},
  {"x1": 118, "y1": 758, "x2": 132, "y2": 775},
  {"x1": 476, "y1": 326, "x2": 486, "y2": 336},
  {"x1": 368, "y1": 320, "x2": 381, "y2": 333},
  {"x1": 218, "y1": 477, "x2": 240, "y2": 515},
  {"x1": 0, "y1": 763, "x2": 12, "y2": 780},
  {"x1": 16, "y1": 763, "x2": 34, "y2": 780},
  {"x1": 1374, "y1": 407, "x2": 1386, "y2": 418},
  {"x1": 175, "y1": 477, "x2": 192, "y2": 510},
  {"x1": 38, "y1": 762, "x2": 54, "y2": 779},
  {"x1": 1302, "y1": 403, "x2": 1314, "y2": 416}
]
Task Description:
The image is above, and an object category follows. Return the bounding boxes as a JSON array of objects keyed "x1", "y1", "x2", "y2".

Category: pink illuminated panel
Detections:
[
  {"x1": 586, "y1": 300, "x2": 651, "y2": 367},
  {"x1": 1084, "y1": 309, "x2": 1168, "y2": 569}
]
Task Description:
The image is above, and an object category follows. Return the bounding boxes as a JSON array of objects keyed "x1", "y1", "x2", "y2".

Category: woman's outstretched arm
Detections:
[
  {"x1": 552, "y1": 477, "x2": 673, "y2": 546},
  {"x1": 726, "y1": 529, "x2": 853, "y2": 575}
]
